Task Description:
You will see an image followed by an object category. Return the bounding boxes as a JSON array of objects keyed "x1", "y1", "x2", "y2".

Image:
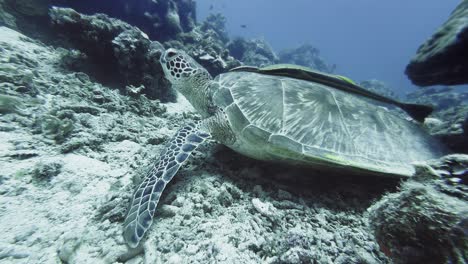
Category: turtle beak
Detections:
[{"x1": 160, "y1": 50, "x2": 168, "y2": 65}]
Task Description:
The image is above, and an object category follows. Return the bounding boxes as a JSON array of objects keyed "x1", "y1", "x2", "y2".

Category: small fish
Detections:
[
  {"x1": 209, "y1": 4, "x2": 214, "y2": 10},
  {"x1": 240, "y1": 24, "x2": 247, "y2": 28}
]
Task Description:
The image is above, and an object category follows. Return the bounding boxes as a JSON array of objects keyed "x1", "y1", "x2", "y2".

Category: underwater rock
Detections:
[
  {"x1": 227, "y1": 37, "x2": 279, "y2": 67},
  {"x1": 34, "y1": 114, "x2": 75, "y2": 143},
  {"x1": 0, "y1": 0, "x2": 16, "y2": 28},
  {"x1": 359, "y1": 79, "x2": 399, "y2": 100},
  {"x1": 407, "y1": 86, "x2": 467, "y2": 111},
  {"x1": 407, "y1": 87, "x2": 468, "y2": 153},
  {"x1": 112, "y1": 29, "x2": 175, "y2": 100},
  {"x1": 0, "y1": 0, "x2": 51, "y2": 38},
  {"x1": 405, "y1": 1, "x2": 468, "y2": 86},
  {"x1": 50, "y1": 0, "x2": 196, "y2": 41},
  {"x1": 4, "y1": 0, "x2": 49, "y2": 17},
  {"x1": 31, "y1": 159, "x2": 64, "y2": 182},
  {"x1": 166, "y1": 15, "x2": 241, "y2": 76},
  {"x1": 427, "y1": 106, "x2": 468, "y2": 154},
  {"x1": 0, "y1": 94, "x2": 25, "y2": 115},
  {"x1": 49, "y1": 7, "x2": 242, "y2": 100},
  {"x1": 0, "y1": 26, "x2": 404, "y2": 264},
  {"x1": 49, "y1": 7, "x2": 174, "y2": 101},
  {"x1": 278, "y1": 44, "x2": 335, "y2": 73},
  {"x1": 199, "y1": 13, "x2": 229, "y2": 44},
  {"x1": 0, "y1": 26, "x2": 172, "y2": 262},
  {"x1": 367, "y1": 154, "x2": 468, "y2": 264}
]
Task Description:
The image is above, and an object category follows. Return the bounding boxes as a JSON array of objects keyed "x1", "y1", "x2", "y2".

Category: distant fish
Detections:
[
  {"x1": 240, "y1": 24, "x2": 247, "y2": 29},
  {"x1": 209, "y1": 4, "x2": 214, "y2": 11}
]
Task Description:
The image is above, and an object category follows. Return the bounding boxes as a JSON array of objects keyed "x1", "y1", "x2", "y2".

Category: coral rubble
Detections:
[
  {"x1": 0, "y1": 26, "x2": 392, "y2": 263},
  {"x1": 368, "y1": 155, "x2": 468, "y2": 264},
  {"x1": 0, "y1": 1, "x2": 466, "y2": 263}
]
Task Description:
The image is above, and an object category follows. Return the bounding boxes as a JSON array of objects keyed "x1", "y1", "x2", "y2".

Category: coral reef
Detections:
[
  {"x1": 2, "y1": 1, "x2": 277, "y2": 81},
  {"x1": 359, "y1": 79, "x2": 399, "y2": 100},
  {"x1": 368, "y1": 155, "x2": 468, "y2": 264},
  {"x1": 165, "y1": 13, "x2": 241, "y2": 76},
  {"x1": 407, "y1": 87, "x2": 468, "y2": 153},
  {"x1": 227, "y1": 37, "x2": 279, "y2": 67},
  {"x1": 31, "y1": 160, "x2": 64, "y2": 182},
  {"x1": 0, "y1": 95, "x2": 24, "y2": 114},
  {"x1": 278, "y1": 44, "x2": 335, "y2": 73},
  {"x1": 1, "y1": 2, "x2": 466, "y2": 263},
  {"x1": 50, "y1": 0, "x2": 196, "y2": 41},
  {"x1": 49, "y1": 7, "x2": 174, "y2": 101},
  {"x1": 0, "y1": 0, "x2": 51, "y2": 38},
  {"x1": 405, "y1": 1, "x2": 468, "y2": 86},
  {"x1": 407, "y1": 87, "x2": 467, "y2": 112},
  {"x1": 49, "y1": 8, "x2": 242, "y2": 97},
  {"x1": 199, "y1": 13, "x2": 229, "y2": 44},
  {"x1": 0, "y1": 26, "x2": 394, "y2": 263},
  {"x1": 3, "y1": 0, "x2": 49, "y2": 17}
]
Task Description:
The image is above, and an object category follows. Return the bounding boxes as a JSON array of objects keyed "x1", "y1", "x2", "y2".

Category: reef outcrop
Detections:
[
  {"x1": 1, "y1": 3, "x2": 245, "y2": 101},
  {"x1": 51, "y1": 0, "x2": 197, "y2": 41},
  {"x1": 227, "y1": 37, "x2": 279, "y2": 67},
  {"x1": 0, "y1": 0, "x2": 51, "y2": 39},
  {"x1": 407, "y1": 87, "x2": 468, "y2": 153},
  {"x1": 49, "y1": 7, "x2": 173, "y2": 101},
  {"x1": 0, "y1": 26, "x2": 393, "y2": 263},
  {"x1": 405, "y1": 1, "x2": 468, "y2": 86},
  {"x1": 368, "y1": 154, "x2": 468, "y2": 264},
  {"x1": 359, "y1": 79, "x2": 399, "y2": 100},
  {"x1": 1, "y1": 2, "x2": 466, "y2": 263},
  {"x1": 166, "y1": 13, "x2": 241, "y2": 76},
  {"x1": 278, "y1": 44, "x2": 335, "y2": 73}
]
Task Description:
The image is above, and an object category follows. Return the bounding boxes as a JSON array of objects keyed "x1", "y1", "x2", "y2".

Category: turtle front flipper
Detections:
[{"x1": 123, "y1": 122, "x2": 210, "y2": 248}]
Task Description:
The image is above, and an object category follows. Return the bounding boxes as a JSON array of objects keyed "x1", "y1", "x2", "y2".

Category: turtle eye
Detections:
[{"x1": 167, "y1": 51, "x2": 177, "y2": 58}]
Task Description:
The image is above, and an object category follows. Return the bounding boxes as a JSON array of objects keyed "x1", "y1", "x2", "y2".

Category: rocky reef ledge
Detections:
[
  {"x1": 1, "y1": 1, "x2": 467, "y2": 262},
  {"x1": 368, "y1": 155, "x2": 468, "y2": 264},
  {"x1": 0, "y1": 25, "x2": 394, "y2": 264},
  {"x1": 1, "y1": 25, "x2": 467, "y2": 264},
  {"x1": 405, "y1": 1, "x2": 468, "y2": 86}
]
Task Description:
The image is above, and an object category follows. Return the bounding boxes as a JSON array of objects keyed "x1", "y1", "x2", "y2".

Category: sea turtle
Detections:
[{"x1": 122, "y1": 48, "x2": 443, "y2": 248}]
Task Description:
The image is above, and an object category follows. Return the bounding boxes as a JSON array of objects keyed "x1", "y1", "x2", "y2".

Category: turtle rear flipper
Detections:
[
  {"x1": 123, "y1": 122, "x2": 210, "y2": 248},
  {"x1": 397, "y1": 102, "x2": 433, "y2": 122}
]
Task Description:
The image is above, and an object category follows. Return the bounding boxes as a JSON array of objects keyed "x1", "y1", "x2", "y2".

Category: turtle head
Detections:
[
  {"x1": 160, "y1": 49, "x2": 214, "y2": 115},
  {"x1": 160, "y1": 48, "x2": 212, "y2": 92}
]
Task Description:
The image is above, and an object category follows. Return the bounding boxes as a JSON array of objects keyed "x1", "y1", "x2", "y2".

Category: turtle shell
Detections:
[
  {"x1": 211, "y1": 71, "x2": 443, "y2": 177},
  {"x1": 230, "y1": 64, "x2": 434, "y2": 122}
]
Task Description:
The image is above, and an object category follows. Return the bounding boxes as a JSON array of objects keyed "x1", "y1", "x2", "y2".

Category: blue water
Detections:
[{"x1": 197, "y1": 0, "x2": 461, "y2": 96}]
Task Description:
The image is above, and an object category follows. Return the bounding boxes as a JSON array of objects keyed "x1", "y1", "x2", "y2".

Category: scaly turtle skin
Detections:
[{"x1": 122, "y1": 49, "x2": 444, "y2": 248}]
